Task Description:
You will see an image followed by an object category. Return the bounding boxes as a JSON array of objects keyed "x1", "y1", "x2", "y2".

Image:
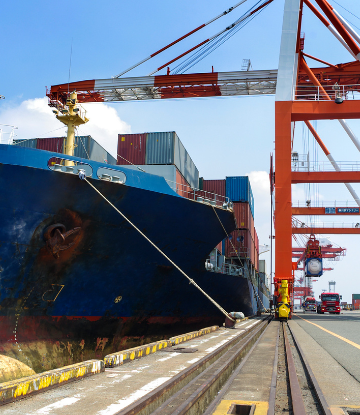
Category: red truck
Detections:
[
  {"x1": 317, "y1": 292, "x2": 342, "y2": 314},
  {"x1": 303, "y1": 296, "x2": 317, "y2": 312}
]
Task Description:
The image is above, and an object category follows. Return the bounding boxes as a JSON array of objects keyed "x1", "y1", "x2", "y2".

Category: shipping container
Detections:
[
  {"x1": 13, "y1": 138, "x2": 38, "y2": 149},
  {"x1": 203, "y1": 180, "x2": 226, "y2": 196},
  {"x1": 259, "y1": 260, "x2": 266, "y2": 274},
  {"x1": 353, "y1": 299, "x2": 360, "y2": 310},
  {"x1": 233, "y1": 202, "x2": 252, "y2": 229},
  {"x1": 226, "y1": 176, "x2": 254, "y2": 218},
  {"x1": 199, "y1": 177, "x2": 204, "y2": 190},
  {"x1": 216, "y1": 241, "x2": 222, "y2": 254},
  {"x1": 255, "y1": 230, "x2": 258, "y2": 252},
  {"x1": 13, "y1": 135, "x2": 116, "y2": 165},
  {"x1": 146, "y1": 132, "x2": 199, "y2": 189},
  {"x1": 352, "y1": 294, "x2": 360, "y2": 301},
  {"x1": 37, "y1": 137, "x2": 64, "y2": 153},
  {"x1": 225, "y1": 229, "x2": 254, "y2": 264},
  {"x1": 175, "y1": 169, "x2": 192, "y2": 198},
  {"x1": 117, "y1": 133, "x2": 146, "y2": 166},
  {"x1": 122, "y1": 164, "x2": 191, "y2": 197},
  {"x1": 250, "y1": 211, "x2": 255, "y2": 244}
]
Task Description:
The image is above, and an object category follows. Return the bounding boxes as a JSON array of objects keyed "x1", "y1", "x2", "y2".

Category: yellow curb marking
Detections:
[
  {"x1": 213, "y1": 400, "x2": 268, "y2": 415},
  {"x1": 295, "y1": 315, "x2": 360, "y2": 350}
]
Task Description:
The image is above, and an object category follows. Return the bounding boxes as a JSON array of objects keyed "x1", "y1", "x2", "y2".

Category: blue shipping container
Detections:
[{"x1": 225, "y1": 176, "x2": 254, "y2": 218}]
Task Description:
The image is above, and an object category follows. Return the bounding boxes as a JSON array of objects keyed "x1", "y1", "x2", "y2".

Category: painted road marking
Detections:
[
  {"x1": 295, "y1": 315, "x2": 360, "y2": 350},
  {"x1": 97, "y1": 377, "x2": 171, "y2": 415}
]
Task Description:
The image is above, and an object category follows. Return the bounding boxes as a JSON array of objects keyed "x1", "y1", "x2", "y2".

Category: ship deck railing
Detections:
[
  {"x1": 206, "y1": 262, "x2": 244, "y2": 277},
  {"x1": 165, "y1": 179, "x2": 231, "y2": 209}
]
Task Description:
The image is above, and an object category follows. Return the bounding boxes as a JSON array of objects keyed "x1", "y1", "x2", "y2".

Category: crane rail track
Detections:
[{"x1": 269, "y1": 321, "x2": 332, "y2": 415}]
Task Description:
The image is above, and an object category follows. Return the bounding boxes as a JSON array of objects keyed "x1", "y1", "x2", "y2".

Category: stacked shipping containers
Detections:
[
  {"x1": 14, "y1": 136, "x2": 117, "y2": 165},
  {"x1": 352, "y1": 294, "x2": 360, "y2": 310},
  {"x1": 117, "y1": 131, "x2": 199, "y2": 190},
  {"x1": 202, "y1": 176, "x2": 260, "y2": 270}
]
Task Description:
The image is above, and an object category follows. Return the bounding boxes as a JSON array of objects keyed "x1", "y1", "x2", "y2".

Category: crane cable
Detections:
[
  {"x1": 114, "y1": 0, "x2": 251, "y2": 78},
  {"x1": 81, "y1": 174, "x2": 235, "y2": 321},
  {"x1": 171, "y1": 0, "x2": 273, "y2": 75}
]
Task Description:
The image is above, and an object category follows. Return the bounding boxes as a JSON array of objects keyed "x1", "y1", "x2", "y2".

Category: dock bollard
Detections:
[{"x1": 225, "y1": 313, "x2": 236, "y2": 328}]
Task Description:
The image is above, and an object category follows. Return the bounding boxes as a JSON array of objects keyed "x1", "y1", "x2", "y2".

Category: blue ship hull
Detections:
[{"x1": 0, "y1": 144, "x2": 269, "y2": 372}]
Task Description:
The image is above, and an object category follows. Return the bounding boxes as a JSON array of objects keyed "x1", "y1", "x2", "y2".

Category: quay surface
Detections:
[{"x1": 1, "y1": 312, "x2": 360, "y2": 414}]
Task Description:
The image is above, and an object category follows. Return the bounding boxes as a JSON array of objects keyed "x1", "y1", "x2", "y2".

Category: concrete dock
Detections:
[{"x1": 1, "y1": 312, "x2": 360, "y2": 414}]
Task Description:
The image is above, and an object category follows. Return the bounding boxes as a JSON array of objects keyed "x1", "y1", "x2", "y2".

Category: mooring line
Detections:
[{"x1": 82, "y1": 176, "x2": 234, "y2": 321}]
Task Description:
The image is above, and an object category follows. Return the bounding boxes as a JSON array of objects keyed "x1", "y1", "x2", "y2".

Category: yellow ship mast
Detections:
[{"x1": 55, "y1": 91, "x2": 88, "y2": 165}]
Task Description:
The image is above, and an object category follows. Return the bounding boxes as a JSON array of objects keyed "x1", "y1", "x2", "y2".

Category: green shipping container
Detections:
[{"x1": 352, "y1": 294, "x2": 360, "y2": 300}]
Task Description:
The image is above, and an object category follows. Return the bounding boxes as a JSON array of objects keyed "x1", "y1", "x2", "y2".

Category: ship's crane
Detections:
[{"x1": 47, "y1": 0, "x2": 360, "y2": 320}]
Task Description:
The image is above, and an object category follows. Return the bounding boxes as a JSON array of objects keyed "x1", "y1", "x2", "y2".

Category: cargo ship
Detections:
[{"x1": 0, "y1": 98, "x2": 269, "y2": 374}]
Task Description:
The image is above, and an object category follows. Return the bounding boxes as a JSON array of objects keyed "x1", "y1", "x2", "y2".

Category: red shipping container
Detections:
[
  {"x1": 175, "y1": 169, "x2": 192, "y2": 198},
  {"x1": 203, "y1": 180, "x2": 226, "y2": 196},
  {"x1": 233, "y1": 202, "x2": 252, "y2": 230},
  {"x1": 225, "y1": 229, "x2": 254, "y2": 263},
  {"x1": 249, "y1": 212, "x2": 255, "y2": 244},
  {"x1": 353, "y1": 299, "x2": 360, "y2": 310},
  {"x1": 36, "y1": 137, "x2": 64, "y2": 153},
  {"x1": 117, "y1": 134, "x2": 146, "y2": 165}
]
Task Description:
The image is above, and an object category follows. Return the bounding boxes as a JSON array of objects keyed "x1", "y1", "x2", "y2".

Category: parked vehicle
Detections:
[
  {"x1": 302, "y1": 296, "x2": 317, "y2": 312},
  {"x1": 317, "y1": 292, "x2": 342, "y2": 314}
]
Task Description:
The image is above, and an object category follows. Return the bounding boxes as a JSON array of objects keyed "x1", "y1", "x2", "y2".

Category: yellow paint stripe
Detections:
[
  {"x1": 295, "y1": 315, "x2": 360, "y2": 350},
  {"x1": 213, "y1": 400, "x2": 268, "y2": 415}
]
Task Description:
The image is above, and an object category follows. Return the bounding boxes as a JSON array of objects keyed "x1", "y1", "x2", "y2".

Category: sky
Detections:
[{"x1": 1, "y1": 0, "x2": 360, "y2": 303}]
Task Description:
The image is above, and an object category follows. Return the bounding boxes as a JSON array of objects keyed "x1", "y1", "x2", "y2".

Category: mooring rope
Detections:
[
  {"x1": 81, "y1": 175, "x2": 234, "y2": 321},
  {"x1": 211, "y1": 205, "x2": 268, "y2": 312}
]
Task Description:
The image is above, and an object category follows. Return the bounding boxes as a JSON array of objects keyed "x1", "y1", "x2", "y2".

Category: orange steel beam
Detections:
[
  {"x1": 275, "y1": 101, "x2": 293, "y2": 280},
  {"x1": 313, "y1": 0, "x2": 360, "y2": 58},
  {"x1": 291, "y1": 100, "x2": 360, "y2": 121},
  {"x1": 292, "y1": 171, "x2": 360, "y2": 183},
  {"x1": 293, "y1": 227, "x2": 360, "y2": 234},
  {"x1": 292, "y1": 207, "x2": 360, "y2": 215}
]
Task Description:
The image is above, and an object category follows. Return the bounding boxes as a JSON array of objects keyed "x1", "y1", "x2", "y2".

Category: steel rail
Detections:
[
  {"x1": 283, "y1": 322, "x2": 307, "y2": 415},
  {"x1": 116, "y1": 316, "x2": 271, "y2": 415},
  {"x1": 288, "y1": 323, "x2": 332, "y2": 415}
]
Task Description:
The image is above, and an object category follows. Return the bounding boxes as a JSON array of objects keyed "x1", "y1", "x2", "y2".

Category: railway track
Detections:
[{"x1": 269, "y1": 321, "x2": 332, "y2": 415}]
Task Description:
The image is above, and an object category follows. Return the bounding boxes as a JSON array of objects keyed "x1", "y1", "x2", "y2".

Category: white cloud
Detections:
[
  {"x1": 247, "y1": 171, "x2": 271, "y2": 219},
  {"x1": 0, "y1": 98, "x2": 131, "y2": 157},
  {"x1": 81, "y1": 103, "x2": 131, "y2": 157}
]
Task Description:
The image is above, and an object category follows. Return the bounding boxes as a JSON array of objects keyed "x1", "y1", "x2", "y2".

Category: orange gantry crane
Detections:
[{"x1": 47, "y1": 0, "x2": 360, "y2": 319}]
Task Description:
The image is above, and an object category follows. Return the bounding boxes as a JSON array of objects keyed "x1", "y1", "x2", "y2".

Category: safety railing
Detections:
[
  {"x1": 205, "y1": 261, "x2": 244, "y2": 277},
  {"x1": 294, "y1": 84, "x2": 360, "y2": 101},
  {"x1": 291, "y1": 156, "x2": 360, "y2": 172},
  {"x1": 292, "y1": 200, "x2": 360, "y2": 208},
  {"x1": 166, "y1": 179, "x2": 231, "y2": 209},
  {"x1": 293, "y1": 221, "x2": 360, "y2": 229}
]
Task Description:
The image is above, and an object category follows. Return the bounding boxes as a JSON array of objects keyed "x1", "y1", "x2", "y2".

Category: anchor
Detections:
[{"x1": 43, "y1": 223, "x2": 81, "y2": 258}]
